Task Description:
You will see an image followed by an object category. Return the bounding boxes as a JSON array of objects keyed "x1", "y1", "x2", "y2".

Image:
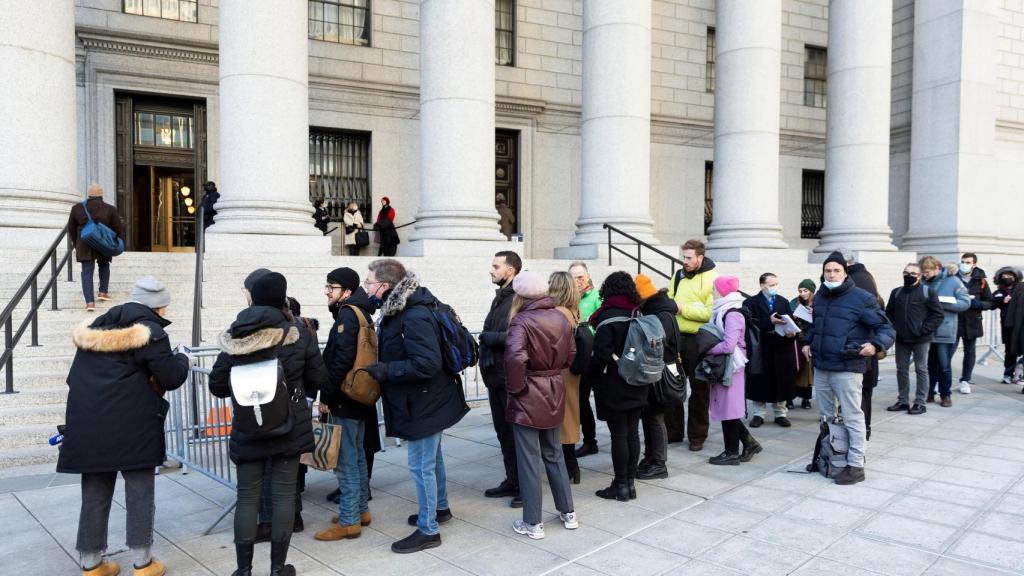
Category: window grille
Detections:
[
  {"x1": 309, "y1": 130, "x2": 371, "y2": 222},
  {"x1": 309, "y1": 0, "x2": 371, "y2": 46},
  {"x1": 804, "y1": 46, "x2": 827, "y2": 108},
  {"x1": 704, "y1": 161, "x2": 714, "y2": 236},
  {"x1": 801, "y1": 169, "x2": 825, "y2": 239}
]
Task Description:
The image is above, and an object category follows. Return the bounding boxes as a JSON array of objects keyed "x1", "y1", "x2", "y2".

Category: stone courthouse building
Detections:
[{"x1": 1, "y1": 0, "x2": 1023, "y2": 264}]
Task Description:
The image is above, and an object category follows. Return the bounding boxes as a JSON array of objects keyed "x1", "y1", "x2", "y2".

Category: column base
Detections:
[
  {"x1": 204, "y1": 232, "x2": 332, "y2": 254},
  {"x1": 706, "y1": 247, "x2": 808, "y2": 264},
  {"x1": 399, "y1": 238, "x2": 517, "y2": 257}
]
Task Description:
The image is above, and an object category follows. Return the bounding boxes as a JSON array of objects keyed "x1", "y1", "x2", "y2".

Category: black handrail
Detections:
[
  {"x1": 192, "y1": 195, "x2": 205, "y2": 347},
  {"x1": 603, "y1": 223, "x2": 685, "y2": 281},
  {"x1": 1, "y1": 225, "x2": 76, "y2": 394}
]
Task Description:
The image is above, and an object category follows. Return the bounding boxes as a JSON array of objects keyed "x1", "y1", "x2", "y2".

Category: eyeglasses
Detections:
[
  {"x1": 363, "y1": 279, "x2": 383, "y2": 289},
  {"x1": 324, "y1": 284, "x2": 344, "y2": 291}
]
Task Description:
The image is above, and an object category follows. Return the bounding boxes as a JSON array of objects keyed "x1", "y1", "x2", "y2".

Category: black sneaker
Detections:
[
  {"x1": 391, "y1": 529, "x2": 441, "y2": 554},
  {"x1": 407, "y1": 508, "x2": 453, "y2": 527},
  {"x1": 774, "y1": 416, "x2": 792, "y2": 428},
  {"x1": 749, "y1": 415, "x2": 764, "y2": 428},
  {"x1": 484, "y1": 479, "x2": 518, "y2": 498},
  {"x1": 636, "y1": 463, "x2": 668, "y2": 480},
  {"x1": 886, "y1": 402, "x2": 910, "y2": 412},
  {"x1": 834, "y1": 465, "x2": 865, "y2": 485},
  {"x1": 908, "y1": 404, "x2": 926, "y2": 415},
  {"x1": 708, "y1": 451, "x2": 740, "y2": 466},
  {"x1": 801, "y1": 399, "x2": 812, "y2": 409},
  {"x1": 326, "y1": 488, "x2": 341, "y2": 502},
  {"x1": 574, "y1": 441, "x2": 599, "y2": 458},
  {"x1": 509, "y1": 495, "x2": 523, "y2": 508}
]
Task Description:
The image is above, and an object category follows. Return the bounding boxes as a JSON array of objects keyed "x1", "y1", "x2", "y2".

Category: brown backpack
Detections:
[{"x1": 341, "y1": 305, "x2": 381, "y2": 405}]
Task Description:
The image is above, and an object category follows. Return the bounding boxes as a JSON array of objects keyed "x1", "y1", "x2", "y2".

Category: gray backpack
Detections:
[
  {"x1": 596, "y1": 312, "x2": 665, "y2": 386},
  {"x1": 806, "y1": 416, "x2": 849, "y2": 478}
]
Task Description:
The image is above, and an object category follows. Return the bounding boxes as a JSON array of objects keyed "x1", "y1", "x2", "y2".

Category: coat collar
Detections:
[
  {"x1": 218, "y1": 325, "x2": 299, "y2": 356},
  {"x1": 73, "y1": 320, "x2": 152, "y2": 353},
  {"x1": 380, "y1": 272, "x2": 421, "y2": 317}
]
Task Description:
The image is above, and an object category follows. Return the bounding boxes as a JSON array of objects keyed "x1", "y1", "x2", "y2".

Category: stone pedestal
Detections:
[
  {"x1": 559, "y1": 0, "x2": 657, "y2": 254},
  {"x1": 706, "y1": 0, "x2": 787, "y2": 251},
  {"x1": 205, "y1": 0, "x2": 328, "y2": 253},
  {"x1": 815, "y1": 0, "x2": 899, "y2": 254},
  {"x1": 406, "y1": 0, "x2": 505, "y2": 251},
  {"x1": 0, "y1": 0, "x2": 79, "y2": 248}
]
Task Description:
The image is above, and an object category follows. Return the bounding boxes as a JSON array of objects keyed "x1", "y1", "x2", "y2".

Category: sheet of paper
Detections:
[
  {"x1": 938, "y1": 295, "x2": 956, "y2": 304},
  {"x1": 774, "y1": 314, "x2": 801, "y2": 337},
  {"x1": 793, "y1": 304, "x2": 813, "y2": 323}
]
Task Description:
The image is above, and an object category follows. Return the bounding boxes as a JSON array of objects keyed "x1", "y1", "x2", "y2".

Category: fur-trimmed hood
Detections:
[
  {"x1": 73, "y1": 302, "x2": 167, "y2": 353},
  {"x1": 380, "y1": 272, "x2": 422, "y2": 317},
  {"x1": 219, "y1": 305, "x2": 300, "y2": 356}
]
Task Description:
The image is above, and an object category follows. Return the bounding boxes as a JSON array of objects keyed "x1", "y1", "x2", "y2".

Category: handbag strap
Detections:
[{"x1": 81, "y1": 200, "x2": 95, "y2": 224}]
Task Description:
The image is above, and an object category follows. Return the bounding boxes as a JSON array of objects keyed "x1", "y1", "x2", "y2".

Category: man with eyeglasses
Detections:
[{"x1": 885, "y1": 263, "x2": 944, "y2": 415}]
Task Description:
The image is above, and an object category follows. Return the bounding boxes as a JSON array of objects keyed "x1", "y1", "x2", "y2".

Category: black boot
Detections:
[
  {"x1": 575, "y1": 441, "x2": 599, "y2": 458},
  {"x1": 739, "y1": 430, "x2": 762, "y2": 463},
  {"x1": 269, "y1": 539, "x2": 295, "y2": 576},
  {"x1": 595, "y1": 481, "x2": 629, "y2": 502},
  {"x1": 627, "y1": 479, "x2": 637, "y2": 500},
  {"x1": 231, "y1": 542, "x2": 254, "y2": 576}
]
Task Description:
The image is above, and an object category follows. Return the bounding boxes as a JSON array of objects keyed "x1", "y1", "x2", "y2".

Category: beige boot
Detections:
[
  {"x1": 83, "y1": 561, "x2": 119, "y2": 576},
  {"x1": 315, "y1": 523, "x2": 361, "y2": 541},
  {"x1": 133, "y1": 559, "x2": 166, "y2": 576}
]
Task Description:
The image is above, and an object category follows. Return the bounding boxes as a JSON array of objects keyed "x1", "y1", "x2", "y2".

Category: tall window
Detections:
[
  {"x1": 496, "y1": 0, "x2": 515, "y2": 66},
  {"x1": 123, "y1": 0, "x2": 197, "y2": 22},
  {"x1": 134, "y1": 112, "x2": 194, "y2": 149},
  {"x1": 309, "y1": 130, "x2": 371, "y2": 221},
  {"x1": 309, "y1": 0, "x2": 371, "y2": 46},
  {"x1": 706, "y1": 28, "x2": 716, "y2": 93},
  {"x1": 804, "y1": 46, "x2": 827, "y2": 108},
  {"x1": 704, "y1": 162, "x2": 714, "y2": 235},
  {"x1": 801, "y1": 169, "x2": 825, "y2": 239}
]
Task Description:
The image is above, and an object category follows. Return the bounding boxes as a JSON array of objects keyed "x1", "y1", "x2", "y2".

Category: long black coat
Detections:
[
  {"x1": 57, "y1": 303, "x2": 189, "y2": 473},
  {"x1": 587, "y1": 306, "x2": 650, "y2": 419},
  {"x1": 321, "y1": 288, "x2": 378, "y2": 421},
  {"x1": 376, "y1": 276, "x2": 469, "y2": 440},
  {"x1": 209, "y1": 306, "x2": 325, "y2": 463},
  {"x1": 479, "y1": 283, "x2": 516, "y2": 388},
  {"x1": 956, "y1": 268, "x2": 994, "y2": 340},
  {"x1": 742, "y1": 293, "x2": 797, "y2": 403},
  {"x1": 68, "y1": 197, "x2": 124, "y2": 262}
]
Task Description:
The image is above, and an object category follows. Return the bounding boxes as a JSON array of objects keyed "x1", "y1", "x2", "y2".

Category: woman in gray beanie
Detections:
[{"x1": 59, "y1": 275, "x2": 190, "y2": 576}]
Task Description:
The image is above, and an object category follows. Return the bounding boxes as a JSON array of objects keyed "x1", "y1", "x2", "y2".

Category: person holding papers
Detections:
[
  {"x1": 743, "y1": 273, "x2": 798, "y2": 428},
  {"x1": 789, "y1": 280, "x2": 816, "y2": 408}
]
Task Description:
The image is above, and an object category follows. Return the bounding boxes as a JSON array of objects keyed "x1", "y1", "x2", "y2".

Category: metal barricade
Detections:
[{"x1": 977, "y1": 309, "x2": 1005, "y2": 366}]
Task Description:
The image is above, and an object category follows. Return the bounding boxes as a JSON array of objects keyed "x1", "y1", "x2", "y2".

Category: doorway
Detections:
[
  {"x1": 132, "y1": 166, "x2": 196, "y2": 252},
  {"x1": 495, "y1": 130, "x2": 519, "y2": 236}
]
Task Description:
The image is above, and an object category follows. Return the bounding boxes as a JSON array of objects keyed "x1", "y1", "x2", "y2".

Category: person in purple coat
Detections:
[{"x1": 706, "y1": 276, "x2": 762, "y2": 466}]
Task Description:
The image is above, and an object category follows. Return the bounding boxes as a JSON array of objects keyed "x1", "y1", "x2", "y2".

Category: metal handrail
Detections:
[
  {"x1": 1, "y1": 225, "x2": 76, "y2": 394},
  {"x1": 192, "y1": 195, "x2": 205, "y2": 347},
  {"x1": 602, "y1": 223, "x2": 685, "y2": 281}
]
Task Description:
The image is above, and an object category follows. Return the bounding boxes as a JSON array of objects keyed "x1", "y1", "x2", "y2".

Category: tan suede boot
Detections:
[
  {"x1": 314, "y1": 523, "x2": 361, "y2": 541},
  {"x1": 83, "y1": 561, "x2": 119, "y2": 576}
]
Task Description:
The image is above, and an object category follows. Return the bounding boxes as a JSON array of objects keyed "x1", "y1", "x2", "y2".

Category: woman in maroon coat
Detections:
[{"x1": 504, "y1": 271, "x2": 578, "y2": 540}]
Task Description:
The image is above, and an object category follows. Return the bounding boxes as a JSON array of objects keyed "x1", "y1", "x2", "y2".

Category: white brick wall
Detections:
[
  {"x1": 891, "y1": 0, "x2": 914, "y2": 130},
  {"x1": 780, "y1": 0, "x2": 828, "y2": 135},
  {"x1": 998, "y1": 0, "x2": 1024, "y2": 124}
]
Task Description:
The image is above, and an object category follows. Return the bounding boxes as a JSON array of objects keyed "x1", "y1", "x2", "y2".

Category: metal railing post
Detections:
[
  {"x1": 192, "y1": 198, "x2": 205, "y2": 347},
  {"x1": 29, "y1": 278, "x2": 39, "y2": 347},
  {"x1": 66, "y1": 234, "x2": 74, "y2": 282},
  {"x1": 50, "y1": 251, "x2": 58, "y2": 310},
  {"x1": 4, "y1": 318, "x2": 13, "y2": 394},
  {"x1": 606, "y1": 226, "x2": 612, "y2": 266},
  {"x1": 637, "y1": 243, "x2": 642, "y2": 275}
]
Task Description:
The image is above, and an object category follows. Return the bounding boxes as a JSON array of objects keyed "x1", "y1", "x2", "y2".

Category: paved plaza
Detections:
[{"x1": 3, "y1": 357, "x2": 1024, "y2": 576}]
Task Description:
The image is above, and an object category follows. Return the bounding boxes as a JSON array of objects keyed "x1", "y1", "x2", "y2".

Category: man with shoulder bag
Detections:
[{"x1": 68, "y1": 183, "x2": 124, "y2": 312}]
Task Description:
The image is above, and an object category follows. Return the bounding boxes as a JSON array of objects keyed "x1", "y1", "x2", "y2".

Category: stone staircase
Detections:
[{"x1": 0, "y1": 244, "x2": 899, "y2": 475}]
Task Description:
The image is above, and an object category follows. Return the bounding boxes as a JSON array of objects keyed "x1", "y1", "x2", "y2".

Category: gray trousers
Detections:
[
  {"x1": 895, "y1": 340, "x2": 931, "y2": 406},
  {"x1": 814, "y1": 369, "x2": 866, "y2": 468},
  {"x1": 513, "y1": 424, "x2": 574, "y2": 525},
  {"x1": 77, "y1": 469, "x2": 154, "y2": 553}
]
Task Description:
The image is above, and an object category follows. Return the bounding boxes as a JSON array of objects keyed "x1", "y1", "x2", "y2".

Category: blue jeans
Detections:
[
  {"x1": 406, "y1": 432, "x2": 448, "y2": 536},
  {"x1": 928, "y1": 342, "x2": 955, "y2": 397},
  {"x1": 332, "y1": 415, "x2": 369, "y2": 526},
  {"x1": 80, "y1": 258, "x2": 110, "y2": 304}
]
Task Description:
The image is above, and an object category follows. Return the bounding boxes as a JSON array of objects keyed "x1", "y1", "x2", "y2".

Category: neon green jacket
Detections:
[
  {"x1": 580, "y1": 288, "x2": 601, "y2": 332},
  {"x1": 667, "y1": 259, "x2": 718, "y2": 334}
]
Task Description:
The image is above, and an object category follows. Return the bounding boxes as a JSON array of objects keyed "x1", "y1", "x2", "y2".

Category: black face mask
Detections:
[{"x1": 903, "y1": 274, "x2": 918, "y2": 288}]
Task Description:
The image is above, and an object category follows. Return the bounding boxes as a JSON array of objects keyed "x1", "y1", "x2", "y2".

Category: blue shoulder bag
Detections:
[{"x1": 79, "y1": 200, "x2": 125, "y2": 258}]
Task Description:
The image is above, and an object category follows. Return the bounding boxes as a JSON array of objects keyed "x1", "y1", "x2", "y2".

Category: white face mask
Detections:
[{"x1": 823, "y1": 280, "x2": 842, "y2": 290}]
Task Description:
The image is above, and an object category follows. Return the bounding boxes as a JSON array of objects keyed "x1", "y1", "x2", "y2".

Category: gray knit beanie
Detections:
[{"x1": 131, "y1": 275, "x2": 171, "y2": 309}]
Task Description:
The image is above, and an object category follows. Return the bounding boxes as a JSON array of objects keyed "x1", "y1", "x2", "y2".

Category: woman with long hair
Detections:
[{"x1": 548, "y1": 271, "x2": 593, "y2": 484}]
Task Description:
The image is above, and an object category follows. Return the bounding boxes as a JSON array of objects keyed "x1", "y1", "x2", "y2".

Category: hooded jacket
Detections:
[
  {"x1": 376, "y1": 273, "x2": 469, "y2": 440},
  {"x1": 503, "y1": 297, "x2": 575, "y2": 429},
  {"x1": 321, "y1": 287, "x2": 377, "y2": 421},
  {"x1": 803, "y1": 278, "x2": 896, "y2": 373},
  {"x1": 668, "y1": 257, "x2": 718, "y2": 334},
  {"x1": 994, "y1": 267, "x2": 1024, "y2": 358},
  {"x1": 478, "y1": 281, "x2": 516, "y2": 385},
  {"x1": 641, "y1": 290, "x2": 681, "y2": 363},
  {"x1": 923, "y1": 268, "x2": 971, "y2": 344},
  {"x1": 885, "y1": 281, "x2": 945, "y2": 344},
  {"x1": 956, "y1": 266, "x2": 994, "y2": 340},
  {"x1": 209, "y1": 306, "x2": 324, "y2": 463},
  {"x1": 57, "y1": 302, "x2": 189, "y2": 473}
]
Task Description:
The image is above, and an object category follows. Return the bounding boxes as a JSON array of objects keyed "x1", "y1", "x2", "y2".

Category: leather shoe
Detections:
[
  {"x1": 636, "y1": 463, "x2": 668, "y2": 480},
  {"x1": 886, "y1": 402, "x2": 910, "y2": 412},
  {"x1": 834, "y1": 465, "x2": 865, "y2": 485},
  {"x1": 708, "y1": 451, "x2": 740, "y2": 466},
  {"x1": 774, "y1": 416, "x2": 791, "y2": 428},
  {"x1": 509, "y1": 496, "x2": 523, "y2": 508},
  {"x1": 574, "y1": 441, "x2": 598, "y2": 458},
  {"x1": 749, "y1": 415, "x2": 764, "y2": 428},
  {"x1": 484, "y1": 479, "x2": 517, "y2": 498},
  {"x1": 595, "y1": 482, "x2": 629, "y2": 502},
  {"x1": 407, "y1": 508, "x2": 452, "y2": 527},
  {"x1": 391, "y1": 529, "x2": 441, "y2": 554},
  {"x1": 940, "y1": 396, "x2": 953, "y2": 408},
  {"x1": 926, "y1": 393, "x2": 935, "y2": 403},
  {"x1": 908, "y1": 404, "x2": 926, "y2": 415},
  {"x1": 739, "y1": 442, "x2": 762, "y2": 463},
  {"x1": 688, "y1": 440, "x2": 703, "y2": 452}
]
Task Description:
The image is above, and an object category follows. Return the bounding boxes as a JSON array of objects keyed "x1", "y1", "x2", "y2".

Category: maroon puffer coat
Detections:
[{"x1": 504, "y1": 297, "x2": 576, "y2": 429}]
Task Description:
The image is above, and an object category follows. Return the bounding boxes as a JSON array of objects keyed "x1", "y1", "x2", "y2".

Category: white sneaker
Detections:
[
  {"x1": 559, "y1": 511, "x2": 579, "y2": 530},
  {"x1": 512, "y1": 520, "x2": 544, "y2": 539},
  {"x1": 1002, "y1": 376, "x2": 1013, "y2": 384},
  {"x1": 959, "y1": 381, "x2": 971, "y2": 394}
]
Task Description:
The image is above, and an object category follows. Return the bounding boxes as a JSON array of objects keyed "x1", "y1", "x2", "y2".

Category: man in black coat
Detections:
[
  {"x1": 59, "y1": 276, "x2": 189, "y2": 576},
  {"x1": 743, "y1": 273, "x2": 798, "y2": 428},
  {"x1": 201, "y1": 180, "x2": 219, "y2": 230},
  {"x1": 993, "y1": 267, "x2": 1024, "y2": 384},
  {"x1": 362, "y1": 259, "x2": 469, "y2": 554},
  {"x1": 954, "y1": 253, "x2": 994, "y2": 393},
  {"x1": 315, "y1": 267, "x2": 377, "y2": 541},
  {"x1": 67, "y1": 183, "x2": 125, "y2": 311},
  {"x1": 885, "y1": 262, "x2": 944, "y2": 414},
  {"x1": 839, "y1": 250, "x2": 884, "y2": 440},
  {"x1": 477, "y1": 251, "x2": 522, "y2": 505}
]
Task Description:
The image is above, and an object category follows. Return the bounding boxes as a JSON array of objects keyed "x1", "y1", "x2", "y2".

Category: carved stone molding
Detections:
[{"x1": 77, "y1": 31, "x2": 218, "y2": 65}]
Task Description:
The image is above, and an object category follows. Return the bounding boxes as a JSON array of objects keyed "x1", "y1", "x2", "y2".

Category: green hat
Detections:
[{"x1": 798, "y1": 278, "x2": 816, "y2": 293}]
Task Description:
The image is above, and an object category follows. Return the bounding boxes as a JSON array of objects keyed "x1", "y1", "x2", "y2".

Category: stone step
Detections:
[
  {"x1": 0, "y1": 424, "x2": 60, "y2": 452},
  {"x1": 0, "y1": 404, "x2": 65, "y2": 427},
  {"x1": 0, "y1": 387, "x2": 68, "y2": 408},
  {"x1": 0, "y1": 446, "x2": 59, "y2": 470}
]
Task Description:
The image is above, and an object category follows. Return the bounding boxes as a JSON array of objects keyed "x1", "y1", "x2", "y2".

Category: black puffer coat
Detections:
[
  {"x1": 376, "y1": 274, "x2": 469, "y2": 440},
  {"x1": 57, "y1": 303, "x2": 189, "y2": 473},
  {"x1": 321, "y1": 288, "x2": 378, "y2": 421},
  {"x1": 804, "y1": 278, "x2": 896, "y2": 373},
  {"x1": 956, "y1": 267, "x2": 994, "y2": 340},
  {"x1": 885, "y1": 282, "x2": 944, "y2": 344},
  {"x1": 587, "y1": 306, "x2": 650, "y2": 419},
  {"x1": 478, "y1": 283, "x2": 516, "y2": 388},
  {"x1": 209, "y1": 306, "x2": 325, "y2": 463}
]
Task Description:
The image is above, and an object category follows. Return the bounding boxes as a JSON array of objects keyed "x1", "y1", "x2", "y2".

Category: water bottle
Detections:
[{"x1": 49, "y1": 425, "x2": 66, "y2": 446}]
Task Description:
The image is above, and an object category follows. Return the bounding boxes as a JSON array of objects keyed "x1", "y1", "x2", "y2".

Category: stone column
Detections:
[
  {"x1": 560, "y1": 0, "x2": 656, "y2": 256},
  {"x1": 901, "y1": 0, "x2": 999, "y2": 260},
  {"x1": 206, "y1": 0, "x2": 328, "y2": 253},
  {"x1": 406, "y1": 0, "x2": 504, "y2": 253},
  {"x1": 814, "y1": 0, "x2": 898, "y2": 254},
  {"x1": 706, "y1": 0, "x2": 787, "y2": 256},
  {"x1": 0, "y1": 1, "x2": 79, "y2": 248}
]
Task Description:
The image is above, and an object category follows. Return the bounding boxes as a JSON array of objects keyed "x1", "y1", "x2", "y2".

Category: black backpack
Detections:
[
  {"x1": 427, "y1": 300, "x2": 479, "y2": 377},
  {"x1": 725, "y1": 307, "x2": 763, "y2": 376},
  {"x1": 228, "y1": 357, "x2": 294, "y2": 439}
]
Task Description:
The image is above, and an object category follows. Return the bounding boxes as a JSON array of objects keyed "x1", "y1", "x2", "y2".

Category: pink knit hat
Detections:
[
  {"x1": 512, "y1": 271, "x2": 549, "y2": 299},
  {"x1": 713, "y1": 275, "x2": 740, "y2": 297}
]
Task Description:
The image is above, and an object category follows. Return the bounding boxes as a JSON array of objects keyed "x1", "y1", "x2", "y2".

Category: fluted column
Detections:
[
  {"x1": 814, "y1": 0, "x2": 897, "y2": 253},
  {"x1": 0, "y1": 1, "x2": 79, "y2": 246},
  {"x1": 409, "y1": 0, "x2": 504, "y2": 243},
  {"x1": 565, "y1": 0, "x2": 656, "y2": 248},
  {"x1": 207, "y1": 0, "x2": 326, "y2": 251},
  {"x1": 706, "y1": 0, "x2": 787, "y2": 250}
]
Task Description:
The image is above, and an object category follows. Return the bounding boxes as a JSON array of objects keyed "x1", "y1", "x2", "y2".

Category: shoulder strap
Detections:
[
  {"x1": 673, "y1": 269, "x2": 683, "y2": 294},
  {"x1": 595, "y1": 316, "x2": 631, "y2": 331},
  {"x1": 345, "y1": 304, "x2": 369, "y2": 330},
  {"x1": 81, "y1": 200, "x2": 94, "y2": 223}
]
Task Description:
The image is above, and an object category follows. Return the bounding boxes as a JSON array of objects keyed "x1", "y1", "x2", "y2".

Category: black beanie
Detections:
[
  {"x1": 251, "y1": 272, "x2": 288, "y2": 308},
  {"x1": 244, "y1": 268, "x2": 272, "y2": 291},
  {"x1": 327, "y1": 267, "x2": 360, "y2": 292},
  {"x1": 823, "y1": 251, "x2": 848, "y2": 274}
]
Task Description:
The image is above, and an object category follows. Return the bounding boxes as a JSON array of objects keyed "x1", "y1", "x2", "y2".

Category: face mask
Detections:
[
  {"x1": 1001, "y1": 276, "x2": 1015, "y2": 286},
  {"x1": 959, "y1": 263, "x2": 972, "y2": 275},
  {"x1": 903, "y1": 274, "x2": 918, "y2": 288},
  {"x1": 367, "y1": 292, "x2": 383, "y2": 310},
  {"x1": 765, "y1": 287, "x2": 777, "y2": 298},
  {"x1": 823, "y1": 280, "x2": 842, "y2": 290}
]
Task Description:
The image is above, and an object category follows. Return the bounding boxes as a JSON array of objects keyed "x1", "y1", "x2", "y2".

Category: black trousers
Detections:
[
  {"x1": 861, "y1": 356, "x2": 878, "y2": 438},
  {"x1": 486, "y1": 382, "x2": 518, "y2": 487},
  {"x1": 235, "y1": 455, "x2": 299, "y2": 546},
  {"x1": 562, "y1": 443, "x2": 578, "y2": 476},
  {"x1": 579, "y1": 373, "x2": 597, "y2": 445},
  {"x1": 605, "y1": 407, "x2": 642, "y2": 484},
  {"x1": 720, "y1": 419, "x2": 752, "y2": 454},
  {"x1": 346, "y1": 245, "x2": 360, "y2": 256},
  {"x1": 1003, "y1": 326, "x2": 1018, "y2": 377}
]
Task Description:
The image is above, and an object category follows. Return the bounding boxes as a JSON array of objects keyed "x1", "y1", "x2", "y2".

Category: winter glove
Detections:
[
  {"x1": 364, "y1": 362, "x2": 389, "y2": 384},
  {"x1": 478, "y1": 331, "x2": 497, "y2": 346}
]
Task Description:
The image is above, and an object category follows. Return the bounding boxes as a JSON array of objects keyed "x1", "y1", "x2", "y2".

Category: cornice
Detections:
[{"x1": 76, "y1": 29, "x2": 218, "y2": 65}]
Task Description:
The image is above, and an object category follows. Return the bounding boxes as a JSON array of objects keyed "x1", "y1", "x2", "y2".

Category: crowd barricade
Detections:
[{"x1": 976, "y1": 309, "x2": 1005, "y2": 366}]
